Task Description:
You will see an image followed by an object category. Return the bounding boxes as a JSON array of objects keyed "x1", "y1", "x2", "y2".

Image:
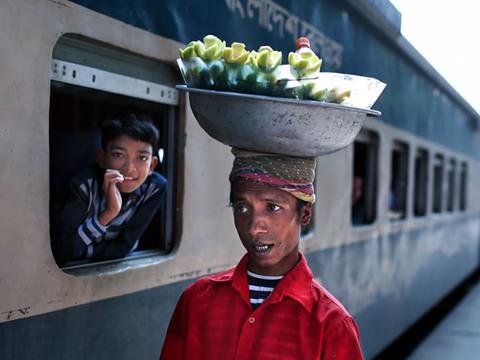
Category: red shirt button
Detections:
[{"x1": 248, "y1": 317, "x2": 255, "y2": 323}]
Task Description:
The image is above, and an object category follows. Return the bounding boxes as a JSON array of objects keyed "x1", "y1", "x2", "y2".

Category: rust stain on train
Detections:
[
  {"x1": 48, "y1": 0, "x2": 70, "y2": 9},
  {"x1": 1, "y1": 306, "x2": 31, "y2": 321},
  {"x1": 170, "y1": 270, "x2": 203, "y2": 280},
  {"x1": 169, "y1": 263, "x2": 233, "y2": 281}
]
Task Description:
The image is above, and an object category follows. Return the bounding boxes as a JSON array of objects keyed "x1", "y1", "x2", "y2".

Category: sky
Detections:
[{"x1": 389, "y1": 0, "x2": 480, "y2": 114}]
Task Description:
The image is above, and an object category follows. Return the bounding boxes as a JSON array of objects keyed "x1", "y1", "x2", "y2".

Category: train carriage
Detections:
[{"x1": 1, "y1": 0, "x2": 479, "y2": 359}]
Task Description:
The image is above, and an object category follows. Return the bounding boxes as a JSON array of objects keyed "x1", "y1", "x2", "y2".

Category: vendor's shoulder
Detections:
[
  {"x1": 311, "y1": 279, "x2": 352, "y2": 321},
  {"x1": 183, "y1": 266, "x2": 236, "y2": 293}
]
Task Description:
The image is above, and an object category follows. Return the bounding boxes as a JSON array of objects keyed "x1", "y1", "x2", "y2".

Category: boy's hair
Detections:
[{"x1": 101, "y1": 113, "x2": 160, "y2": 153}]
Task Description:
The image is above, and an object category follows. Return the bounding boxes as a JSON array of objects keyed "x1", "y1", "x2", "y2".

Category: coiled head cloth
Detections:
[{"x1": 229, "y1": 148, "x2": 316, "y2": 203}]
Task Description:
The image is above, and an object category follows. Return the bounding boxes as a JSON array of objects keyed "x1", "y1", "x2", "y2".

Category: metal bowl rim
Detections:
[{"x1": 176, "y1": 85, "x2": 381, "y2": 116}]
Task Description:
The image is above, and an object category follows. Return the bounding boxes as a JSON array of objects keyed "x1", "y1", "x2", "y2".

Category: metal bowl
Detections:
[{"x1": 177, "y1": 85, "x2": 381, "y2": 157}]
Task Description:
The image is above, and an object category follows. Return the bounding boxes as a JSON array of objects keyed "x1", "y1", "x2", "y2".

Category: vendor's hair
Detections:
[{"x1": 101, "y1": 113, "x2": 160, "y2": 153}]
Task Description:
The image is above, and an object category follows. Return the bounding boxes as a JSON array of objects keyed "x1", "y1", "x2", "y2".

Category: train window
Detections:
[
  {"x1": 446, "y1": 159, "x2": 456, "y2": 212},
  {"x1": 49, "y1": 35, "x2": 183, "y2": 271},
  {"x1": 432, "y1": 154, "x2": 444, "y2": 214},
  {"x1": 459, "y1": 162, "x2": 468, "y2": 211},
  {"x1": 389, "y1": 141, "x2": 409, "y2": 221},
  {"x1": 413, "y1": 148, "x2": 428, "y2": 217},
  {"x1": 351, "y1": 130, "x2": 379, "y2": 226}
]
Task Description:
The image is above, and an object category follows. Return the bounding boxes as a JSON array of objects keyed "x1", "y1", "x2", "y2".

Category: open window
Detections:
[
  {"x1": 413, "y1": 148, "x2": 428, "y2": 217},
  {"x1": 49, "y1": 35, "x2": 183, "y2": 270},
  {"x1": 432, "y1": 154, "x2": 444, "y2": 214},
  {"x1": 389, "y1": 140, "x2": 409, "y2": 221},
  {"x1": 459, "y1": 162, "x2": 468, "y2": 211},
  {"x1": 446, "y1": 159, "x2": 456, "y2": 212},
  {"x1": 351, "y1": 130, "x2": 379, "y2": 226}
]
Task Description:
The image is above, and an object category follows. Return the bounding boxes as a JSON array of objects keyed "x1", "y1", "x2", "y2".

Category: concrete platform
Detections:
[{"x1": 407, "y1": 281, "x2": 480, "y2": 359}]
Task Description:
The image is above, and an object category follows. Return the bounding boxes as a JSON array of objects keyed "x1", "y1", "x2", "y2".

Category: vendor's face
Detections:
[{"x1": 232, "y1": 181, "x2": 312, "y2": 276}]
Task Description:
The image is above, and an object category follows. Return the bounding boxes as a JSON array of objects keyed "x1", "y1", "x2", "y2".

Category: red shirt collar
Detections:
[{"x1": 211, "y1": 252, "x2": 315, "y2": 313}]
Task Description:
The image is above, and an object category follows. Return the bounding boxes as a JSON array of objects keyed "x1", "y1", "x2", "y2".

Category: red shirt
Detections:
[{"x1": 160, "y1": 253, "x2": 363, "y2": 360}]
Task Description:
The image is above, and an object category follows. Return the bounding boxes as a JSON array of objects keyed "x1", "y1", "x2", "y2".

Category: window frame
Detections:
[
  {"x1": 49, "y1": 35, "x2": 184, "y2": 272},
  {"x1": 459, "y1": 162, "x2": 468, "y2": 211},
  {"x1": 432, "y1": 154, "x2": 445, "y2": 214},
  {"x1": 413, "y1": 147, "x2": 429, "y2": 217},
  {"x1": 351, "y1": 129, "x2": 379, "y2": 227},
  {"x1": 446, "y1": 158, "x2": 456, "y2": 212},
  {"x1": 389, "y1": 140, "x2": 409, "y2": 221}
]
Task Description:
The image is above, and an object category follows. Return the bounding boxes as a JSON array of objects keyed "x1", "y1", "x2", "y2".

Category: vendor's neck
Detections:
[{"x1": 247, "y1": 252, "x2": 300, "y2": 276}]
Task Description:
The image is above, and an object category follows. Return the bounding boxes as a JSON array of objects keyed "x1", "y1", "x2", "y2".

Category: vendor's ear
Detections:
[
  {"x1": 96, "y1": 149, "x2": 106, "y2": 169},
  {"x1": 300, "y1": 202, "x2": 313, "y2": 226},
  {"x1": 149, "y1": 156, "x2": 158, "y2": 174}
]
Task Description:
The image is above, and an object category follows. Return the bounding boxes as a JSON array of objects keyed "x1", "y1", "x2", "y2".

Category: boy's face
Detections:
[
  {"x1": 97, "y1": 135, "x2": 158, "y2": 193},
  {"x1": 232, "y1": 181, "x2": 312, "y2": 276}
]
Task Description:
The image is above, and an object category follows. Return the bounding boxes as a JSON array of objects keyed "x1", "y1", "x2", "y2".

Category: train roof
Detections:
[{"x1": 346, "y1": 0, "x2": 480, "y2": 128}]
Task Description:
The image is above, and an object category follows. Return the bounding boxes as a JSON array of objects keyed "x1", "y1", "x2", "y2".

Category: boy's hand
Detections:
[{"x1": 99, "y1": 169, "x2": 124, "y2": 226}]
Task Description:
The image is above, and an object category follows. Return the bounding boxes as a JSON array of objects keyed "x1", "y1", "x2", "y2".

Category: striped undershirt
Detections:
[
  {"x1": 247, "y1": 270, "x2": 283, "y2": 309},
  {"x1": 75, "y1": 172, "x2": 163, "y2": 259}
]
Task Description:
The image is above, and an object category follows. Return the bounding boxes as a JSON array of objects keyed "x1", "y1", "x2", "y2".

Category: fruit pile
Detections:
[{"x1": 178, "y1": 35, "x2": 351, "y2": 104}]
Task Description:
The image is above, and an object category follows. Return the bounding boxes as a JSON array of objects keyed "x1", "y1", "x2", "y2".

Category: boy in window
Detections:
[{"x1": 52, "y1": 113, "x2": 167, "y2": 266}]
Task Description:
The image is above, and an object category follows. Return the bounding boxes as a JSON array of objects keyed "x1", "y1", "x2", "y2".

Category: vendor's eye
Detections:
[
  {"x1": 138, "y1": 155, "x2": 149, "y2": 161},
  {"x1": 267, "y1": 203, "x2": 281, "y2": 212},
  {"x1": 234, "y1": 204, "x2": 249, "y2": 214}
]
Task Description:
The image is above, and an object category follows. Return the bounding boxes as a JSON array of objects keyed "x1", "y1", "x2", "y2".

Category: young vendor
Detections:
[{"x1": 160, "y1": 148, "x2": 363, "y2": 359}]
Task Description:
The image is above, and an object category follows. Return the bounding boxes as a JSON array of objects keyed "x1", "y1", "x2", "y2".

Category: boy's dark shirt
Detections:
[{"x1": 52, "y1": 166, "x2": 167, "y2": 266}]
